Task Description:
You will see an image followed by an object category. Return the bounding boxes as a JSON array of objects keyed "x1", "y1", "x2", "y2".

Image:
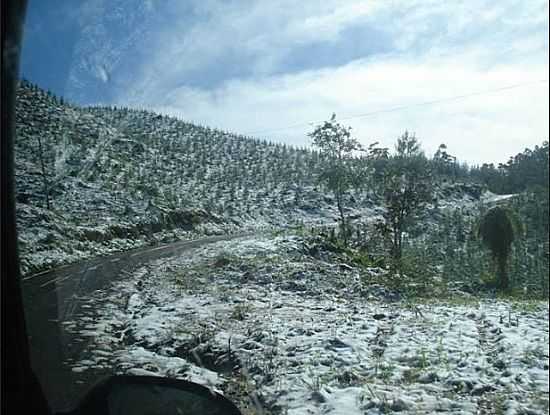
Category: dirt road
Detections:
[{"x1": 21, "y1": 233, "x2": 251, "y2": 412}]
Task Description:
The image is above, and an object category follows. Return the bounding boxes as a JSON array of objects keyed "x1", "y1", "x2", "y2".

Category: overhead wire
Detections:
[{"x1": 243, "y1": 79, "x2": 549, "y2": 137}]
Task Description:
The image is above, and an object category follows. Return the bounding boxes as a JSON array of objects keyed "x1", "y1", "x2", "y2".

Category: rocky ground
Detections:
[{"x1": 64, "y1": 233, "x2": 549, "y2": 415}]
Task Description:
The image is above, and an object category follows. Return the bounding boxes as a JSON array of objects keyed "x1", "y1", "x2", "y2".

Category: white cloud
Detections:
[
  {"x1": 113, "y1": 0, "x2": 548, "y2": 165},
  {"x1": 150, "y1": 53, "x2": 548, "y2": 165},
  {"x1": 286, "y1": 2, "x2": 384, "y2": 43},
  {"x1": 123, "y1": 0, "x2": 387, "y2": 98}
]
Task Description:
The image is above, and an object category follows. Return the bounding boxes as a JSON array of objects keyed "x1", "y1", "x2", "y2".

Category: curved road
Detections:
[{"x1": 21, "y1": 233, "x2": 252, "y2": 412}]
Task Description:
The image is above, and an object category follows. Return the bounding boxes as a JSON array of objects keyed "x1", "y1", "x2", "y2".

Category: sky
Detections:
[{"x1": 21, "y1": 0, "x2": 549, "y2": 166}]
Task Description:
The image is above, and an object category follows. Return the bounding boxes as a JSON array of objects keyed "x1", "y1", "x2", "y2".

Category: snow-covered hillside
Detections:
[
  {"x1": 15, "y1": 81, "x2": 376, "y2": 275},
  {"x1": 15, "y1": 81, "x2": 548, "y2": 414},
  {"x1": 16, "y1": 81, "x2": 545, "y2": 294},
  {"x1": 65, "y1": 235, "x2": 549, "y2": 415}
]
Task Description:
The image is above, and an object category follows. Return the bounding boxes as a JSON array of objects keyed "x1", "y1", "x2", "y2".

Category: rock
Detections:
[
  {"x1": 390, "y1": 398, "x2": 409, "y2": 411},
  {"x1": 241, "y1": 340, "x2": 262, "y2": 350},
  {"x1": 291, "y1": 270, "x2": 307, "y2": 279},
  {"x1": 310, "y1": 390, "x2": 326, "y2": 404},
  {"x1": 493, "y1": 359, "x2": 507, "y2": 370},
  {"x1": 283, "y1": 280, "x2": 307, "y2": 292},
  {"x1": 299, "y1": 204, "x2": 317, "y2": 212},
  {"x1": 213, "y1": 257, "x2": 231, "y2": 268},
  {"x1": 470, "y1": 384, "x2": 496, "y2": 396},
  {"x1": 319, "y1": 357, "x2": 332, "y2": 366},
  {"x1": 383, "y1": 291, "x2": 401, "y2": 302},
  {"x1": 371, "y1": 345, "x2": 385, "y2": 356},
  {"x1": 291, "y1": 327, "x2": 305, "y2": 336},
  {"x1": 239, "y1": 271, "x2": 252, "y2": 283},
  {"x1": 326, "y1": 338, "x2": 352, "y2": 350},
  {"x1": 447, "y1": 378, "x2": 474, "y2": 392},
  {"x1": 373, "y1": 313, "x2": 386, "y2": 320},
  {"x1": 418, "y1": 372, "x2": 439, "y2": 384},
  {"x1": 339, "y1": 263, "x2": 353, "y2": 272}
]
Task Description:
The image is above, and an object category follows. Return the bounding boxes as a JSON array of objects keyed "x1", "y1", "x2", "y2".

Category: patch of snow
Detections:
[{"x1": 65, "y1": 234, "x2": 549, "y2": 414}]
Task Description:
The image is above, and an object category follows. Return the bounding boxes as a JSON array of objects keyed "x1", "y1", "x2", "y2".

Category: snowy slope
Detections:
[
  {"x1": 17, "y1": 80, "x2": 533, "y2": 287},
  {"x1": 65, "y1": 235, "x2": 549, "y2": 415},
  {"x1": 15, "y1": 81, "x2": 373, "y2": 275}
]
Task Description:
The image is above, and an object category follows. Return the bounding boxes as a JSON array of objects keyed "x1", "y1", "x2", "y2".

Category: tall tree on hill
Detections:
[
  {"x1": 308, "y1": 114, "x2": 363, "y2": 245},
  {"x1": 478, "y1": 206, "x2": 516, "y2": 292},
  {"x1": 432, "y1": 143, "x2": 457, "y2": 180},
  {"x1": 380, "y1": 132, "x2": 433, "y2": 265},
  {"x1": 364, "y1": 141, "x2": 390, "y2": 193}
]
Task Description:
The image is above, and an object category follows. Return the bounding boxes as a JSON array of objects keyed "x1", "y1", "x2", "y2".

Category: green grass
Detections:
[
  {"x1": 401, "y1": 367, "x2": 422, "y2": 384},
  {"x1": 230, "y1": 303, "x2": 252, "y2": 321},
  {"x1": 376, "y1": 362, "x2": 396, "y2": 383},
  {"x1": 476, "y1": 392, "x2": 508, "y2": 415},
  {"x1": 509, "y1": 299, "x2": 548, "y2": 313}
]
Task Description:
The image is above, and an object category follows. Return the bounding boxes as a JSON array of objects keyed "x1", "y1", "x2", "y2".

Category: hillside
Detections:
[
  {"x1": 14, "y1": 80, "x2": 547, "y2": 300},
  {"x1": 15, "y1": 82, "x2": 549, "y2": 415},
  {"x1": 15, "y1": 81, "x2": 375, "y2": 275},
  {"x1": 64, "y1": 235, "x2": 549, "y2": 415}
]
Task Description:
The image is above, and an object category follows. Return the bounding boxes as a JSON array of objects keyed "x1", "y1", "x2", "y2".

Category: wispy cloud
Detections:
[
  {"x1": 65, "y1": 0, "x2": 548, "y2": 164},
  {"x1": 150, "y1": 52, "x2": 548, "y2": 165}
]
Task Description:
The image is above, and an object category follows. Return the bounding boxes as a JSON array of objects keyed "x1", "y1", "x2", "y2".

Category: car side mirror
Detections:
[{"x1": 58, "y1": 375, "x2": 242, "y2": 415}]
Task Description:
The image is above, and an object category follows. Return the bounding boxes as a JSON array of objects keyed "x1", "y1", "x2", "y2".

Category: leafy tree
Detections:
[
  {"x1": 469, "y1": 163, "x2": 504, "y2": 193},
  {"x1": 363, "y1": 142, "x2": 390, "y2": 192},
  {"x1": 470, "y1": 141, "x2": 549, "y2": 194},
  {"x1": 379, "y1": 132, "x2": 433, "y2": 264},
  {"x1": 432, "y1": 143, "x2": 457, "y2": 179},
  {"x1": 501, "y1": 141, "x2": 549, "y2": 192},
  {"x1": 308, "y1": 114, "x2": 363, "y2": 244},
  {"x1": 478, "y1": 206, "x2": 516, "y2": 292}
]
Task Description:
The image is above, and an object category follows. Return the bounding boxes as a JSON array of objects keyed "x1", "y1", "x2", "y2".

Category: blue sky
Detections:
[{"x1": 21, "y1": 0, "x2": 549, "y2": 165}]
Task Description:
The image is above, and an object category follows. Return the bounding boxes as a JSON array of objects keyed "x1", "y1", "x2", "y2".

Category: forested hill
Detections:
[
  {"x1": 14, "y1": 80, "x2": 548, "y2": 295},
  {"x1": 470, "y1": 142, "x2": 549, "y2": 195},
  {"x1": 15, "y1": 80, "x2": 332, "y2": 222},
  {"x1": 14, "y1": 80, "x2": 369, "y2": 274}
]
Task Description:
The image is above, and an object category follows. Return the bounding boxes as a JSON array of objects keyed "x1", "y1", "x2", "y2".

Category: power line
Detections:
[{"x1": 243, "y1": 79, "x2": 549, "y2": 137}]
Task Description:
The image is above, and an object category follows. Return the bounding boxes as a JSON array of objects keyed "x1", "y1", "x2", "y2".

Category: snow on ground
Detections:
[
  {"x1": 65, "y1": 234, "x2": 549, "y2": 415},
  {"x1": 481, "y1": 192, "x2": 519, "y2": 205}
]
